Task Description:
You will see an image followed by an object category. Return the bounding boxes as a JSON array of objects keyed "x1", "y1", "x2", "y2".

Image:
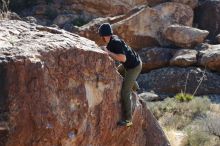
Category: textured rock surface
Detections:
[
  {"x1": 53, "y1": 14, "x2": 79, "y2": 27},
  {"x1": 139, "y1": 92, "x2": 161, "y2": 101},
  {"x1": 138, "y1": 47, "x2": 176, "y2": 73},
  {"x1": 0, "y1": 20, "x2": 170, "y2": 146},
  {"x1": 170, "y1": 49, "x2": 198, "y2": 67},
  {"x1": 198, "y1": 45, "x2": 220, "y2": 72},
  {"x1": 69, "y1": 0, "x2": 147, "y2": 16},
  {"x1": 113, "y1": 2, "x2": 193, "y2": 48},
  {"x1": 195, "y1": 0, "x2": 220, "y2": 41},
  {"x1": 138, "y1": 67, "x2": 220, "y2": 95},
  {"x1": 10, "y1": 0, "x2": 147, "y2": 17},
  {"x1": 76, "y1": 5, "x2": 159, "y2": 48},
  {"x1": 77, "y1": 2, "x2": 193, "y2": 49},
  {"x1": 164, "y1": 25, "x2": 209, "y2": 48},
  {"x1": 171, "y1": 0, "x2": 198, "y2": 8},
  {"x1": 147, "y1": 0, "x2": 169, "y2": 6}
]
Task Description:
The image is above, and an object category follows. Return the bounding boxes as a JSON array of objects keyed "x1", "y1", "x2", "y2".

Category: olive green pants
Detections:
[{"x1": 117, "y1": 62, "x2": 142, "y2": 121}]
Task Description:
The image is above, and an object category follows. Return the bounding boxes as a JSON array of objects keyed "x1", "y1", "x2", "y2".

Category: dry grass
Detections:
[
  {"x1": 163, "y1": 129, "x2": 188, "y2": 146},
  {"x1": 146, "y1": 97, "x2": 220, "y2": 146}
]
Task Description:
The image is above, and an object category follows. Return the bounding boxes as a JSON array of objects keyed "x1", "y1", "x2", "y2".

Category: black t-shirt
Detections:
[{"x1": 107, "y1": 35, "x2": 141, "y2": 69}]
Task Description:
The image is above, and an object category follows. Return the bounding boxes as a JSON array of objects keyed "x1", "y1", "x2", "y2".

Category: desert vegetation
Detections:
[{"x1": 147, "y1": 96, "x2": 220, "y2": 146}]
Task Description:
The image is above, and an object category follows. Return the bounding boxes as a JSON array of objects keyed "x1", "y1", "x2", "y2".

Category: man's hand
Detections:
[
  {"x1": 101, "y1": 46, "x2": 126, "y2": 62},
  {"x1": 100, "y1": 46, "x2": 109, "y2": 55},
  {"x1": 103, "y1": 47, "x2": 109, "y2": 54},
  {"x1": 108, "y1": 51, "x2": 126, "y2": 62}
]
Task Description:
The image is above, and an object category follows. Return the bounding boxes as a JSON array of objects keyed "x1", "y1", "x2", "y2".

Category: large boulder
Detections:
[
  {"x1": 195, "y1": 0, "x2": 220, "y2": 41},
  {"x1": 53, "y1": 13, "x2": 79, "y2": 27},
  {"x1": 0, "y1": 20, "x2": 170, "y2": 146},
  {"x1": 198, "y1": 44, "x2": 220, "y2": 72},
  {"x1": 138, "y1": 47, "x2": 176, "y2": 73},
  {"x1": 170, "y1": 49, "x2": 198, "y2": 67},
  {"x1": 164, "y1": 25, "x2": 209, "y2": 48},
  {"x1": 77, "y1": 2, "x2": 194, "y2": 49},
  {"x1": 147, "y1": 0, "x2": 169, "y2": 6},
  {"x1": 9, "y1": 0, "x2": 172, "y2": 17},
  {"x1": 9, "y1": 0, "x2": 148, "y2": 25},
  {"x1": 113, "y1": 2, "x2": 193, "y2": 49},
  {"x1": 64, "y1": 0, "x2": 147, "y2": 17},
  {"x1": 170, "y1": 0, "x2": 198, "y2": 9},
  {"x1": 138, "y1": 67, "x2": 220, "y2": 95},
  {"x1": 138, "y1": 92, "x2": 164, "y2": 101}
]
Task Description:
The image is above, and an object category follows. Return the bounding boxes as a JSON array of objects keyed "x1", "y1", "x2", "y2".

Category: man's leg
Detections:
[
  {"x1": 120, "y1": 63, "x2": 142, "y2": 122},
  {"x1": 117, "y1": 64, "x2": 140, "y2": 92},
  {"x1": 117, "y1": 64, "x2": 125, "y2": 76}
]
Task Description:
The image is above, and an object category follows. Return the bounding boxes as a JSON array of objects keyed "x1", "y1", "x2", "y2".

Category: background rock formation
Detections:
[
  {"x1": 164, "y1": 25, "x2": 209, "y2": 48},
  {"x1": 0, "y1": 20, "x2": 170, "y2": 146},
  {"x1": 195, "y1": 0, "x2": 220, "y2": 42},
  {"x1": 198, "y1": 44, "x2": 220, "y2": 72},
  {"x1": 171, "y1": 0, "x2": 198, "y2": 8},
  {"x1": 138, "y1": 47, "x2": 176, "y2": 73},
  {"x1": 170, "y1": 49, "x2": 198, "y2": 67},
  {"x1": 76, "y1": 2, "x2": 194, "y2": 49},
  {"x1": 138, "y1": 67, "x2": 220, "y2": 95}
]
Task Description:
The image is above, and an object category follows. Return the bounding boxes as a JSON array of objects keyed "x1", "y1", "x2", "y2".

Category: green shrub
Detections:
[
  {"x1": 185, "y1": 126, "x2": 220, "y2": 146},
  {"x1": 175, "y1": 93, "x2": 194, "y2": 102},
  {"x1": 187, "y1": 129, "x2": 209, "y2": 146},
  {"x1": 163, "y1": 114, "x2": 192, "y2": 130},
  {"x1": 147, "y1": 97, "x2": 210, "y2": 129},
  {"x1": 147, "y1": 97, "x2": 219, "y2": 146}
]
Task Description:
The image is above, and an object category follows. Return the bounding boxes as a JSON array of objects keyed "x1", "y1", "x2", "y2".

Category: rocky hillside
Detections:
[{"x1": 0, "y1": 20, "x2": 169, "y2": 146}]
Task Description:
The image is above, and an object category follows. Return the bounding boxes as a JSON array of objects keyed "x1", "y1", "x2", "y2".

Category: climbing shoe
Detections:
[{"x1": 117, "y1": 120, "x2": 133, "y2": 127}]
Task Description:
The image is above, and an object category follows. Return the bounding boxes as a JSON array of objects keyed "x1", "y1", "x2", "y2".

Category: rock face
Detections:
[
  {"x1": 69, "y1": 0, "x2": 147, "y2": 16},
  {"x1": 164, "y1": 25, "x2": 209, "y2": 48},
  {"x1": 198, "y1": 45, "x2": 220, "y2": 72},
  {"x1": 53, "y1": 14, "x2": 78, "y2": 27},
  {"x1": 147, "y1": 0, "x2": 169, "y2": 6},
  {"x1": 10, "y1": 0, "x2": 147, "y2": 17},
  {"x1": 114, "y1": 2, "x2": 194, "y2": 48},
  {"x1": 0, "y1": 20, "x2": 170, "y2": 146},
  {"x1": 77, "y1": 2, "x2": 194, "y2": 49},
  {"x1": 170, "y1": 49, "x2": 198, "y2": 67},
  {"x1": 138, "y1": 47, "x2": 176, "y2": 73},
  {"x1": 195, "y1": 0, "x2": 220, "y2": 41},
  {"x1": 139, "y1": 92, "x2": 161, "y2": 101},
  {"x1": 138, "y1": 67, "x2": 220, "y2": 95},
  {"x1": 171, "y1": 0, "x2": 198, "y2": 8}
]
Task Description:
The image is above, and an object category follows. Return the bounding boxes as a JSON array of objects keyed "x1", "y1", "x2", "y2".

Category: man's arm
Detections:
[{"x1": 107, "y1": 50, "x2": 126, "y2": 62}]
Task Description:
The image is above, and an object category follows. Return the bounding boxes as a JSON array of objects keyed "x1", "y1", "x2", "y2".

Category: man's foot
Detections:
[{"x1": 117, "y1": 120, "x2": 133, "y2": 127}]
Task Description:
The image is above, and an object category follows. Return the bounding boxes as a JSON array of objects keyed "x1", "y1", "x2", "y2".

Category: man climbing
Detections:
[{"x1": 98, "y1": 23, "x2": 142, "y2": 127}]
